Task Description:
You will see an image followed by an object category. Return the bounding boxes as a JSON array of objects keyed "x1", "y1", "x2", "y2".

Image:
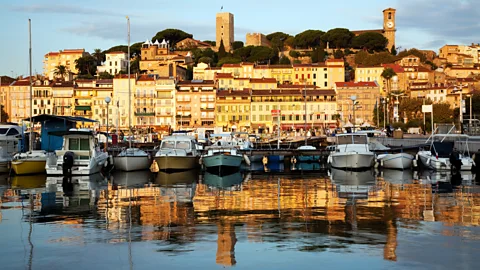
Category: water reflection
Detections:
[
  {"x1": 11, "y1": 174, "x2": 47, "y2": 189},
  {"x1": 0, "y1": 168, "x2": 479, "y2": 269}
]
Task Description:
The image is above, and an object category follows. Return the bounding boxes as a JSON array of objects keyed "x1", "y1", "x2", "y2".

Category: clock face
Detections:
[{"x1": 386, "y1": 21, "x2": 394, "y2": 28}]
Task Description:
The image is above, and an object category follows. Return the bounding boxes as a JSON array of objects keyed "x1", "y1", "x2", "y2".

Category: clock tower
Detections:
[{"x1": 383, "y1": 8, "x2": 396, "y2": 52}]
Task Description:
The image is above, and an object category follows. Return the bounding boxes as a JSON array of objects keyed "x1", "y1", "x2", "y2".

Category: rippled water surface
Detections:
[{"x1": 1, "y1": 167, "x2": 479, "y2": 269}]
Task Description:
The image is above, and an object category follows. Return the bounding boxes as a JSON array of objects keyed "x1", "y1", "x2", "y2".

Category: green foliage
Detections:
[
  {"x1": 279, "y1": 56, "x2": 291, "y2": 65},
  {"x1": 463, "y1": 90, "x2": 480, "y2": 119},
  {"x1": 399, "y1": 97, "x2": 425, "y2": 121},
  {"x1": 151, "y1": 29, "x2": 192, "y2": 47},
  {"x1": 293, "y1": 59, "x2": 302, "y2": 64},
  {"x1": 130, "y1": 42, "x2": 142, "y2": 57},
  {"x1": 425, "y1": 60, "x2": 437, "y2": 70},
  {"x1": 234, "y1": 46, "x2": 253, "y2": 61},
  {"x1": 433, "y1": 103, "x2": 453, "y2": 123},
  {"x1": 289, "y1": 50, "x2": 300, "y2": 58},
  {"x1": 191, "y1": 48, "x2": 218, "y2": 65},
  {"x1": 98, "y1": 71, "x2": 114, "y2": 79},
  {"x1": 392, "y1": 122, "x2": 407, "y2": 131},
  {"x1": 293, "y1": 30, "x2": 324, "y2": 49},
  {"x1": 198, "y1": 57, "x2": 213, "y2": 64},
  {"x1": 351, "y1": 32, "x2": 388, "y2": 51},
  {"x1": 322, "y1": 28, "x2": 355, "y2": 49},
  {"x1": 344, "y1": 48, "x2": 353, "y2": 55},
  {"x1": 92, "y1": 49, "x2": 105, "y2": 63},
  {"x1": 248, "y1": 46, "x2": 275, "y2": 63},
  {"x1": 202, "y1": 40, "x2": 216, "y2": 46},
  {"x1": 407, "y1": 119, "x2": 422, "y2": 128},
  {"x1": 53, "y1": 65, "x2": 69, "y2": 79},
  {"x1": 76, "y1": 74, "x2": 95, "y2": 79},
  {"x1": 104, "y1": 43, "x2": 141, "y2": 58},
  {"x1": 372, "y1": 101, "x2": 384, "y2": 127},
  {"x1": 75, "y1": 55, "x2": 97, "y2": 76},
  {"x1": 397, "y1": 48, "x2": 427, "y2": 62},
  {"x1": 217, "y1": 57, "x2": 242, "y2": 67},
  {"x1": 333, "y1": 49, "x2": 344, "y2": 59},
  {"x1": 391, "y1": 45, "x2": 397, "y2": 56},
  {"x1": 218, "y1": 40, "x2": 227, "y2": 59},
  {"x1": 130, "y1": 58, "x2": 140, "y2": 74},
  {"x1": 284, "y1": 36, "x2": 295, "y2": 48},
  {"x1": 232, "y1": 41, "x2": 244, "y2": 50},
  {"x1": 310, "y1": 46, "x2": 326, "y2": 63},
  {"x1": 1, "y1": 104, "x2": 8, "y2": 122},
  {"x1": 266, "y1": 32, "x2": 293, "y2": 50},
  {"x1": 354, "y1": 51, "x2": 397, "y2": 66}
]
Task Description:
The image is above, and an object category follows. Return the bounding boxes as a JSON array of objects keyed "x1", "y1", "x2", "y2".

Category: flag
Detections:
[{"x1": 221, "y1": 6, "x2": 223, "y2": 10}]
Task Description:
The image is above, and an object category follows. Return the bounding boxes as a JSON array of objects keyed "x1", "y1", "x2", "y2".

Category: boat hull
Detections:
[
  {"x1": 297, "y1": 155, "x2": 320, "y2": 162},
  {"x1": 203, "y1": 154, "x2": 243, "y2": 170},
  {"x1": 377, "y1": 153, "x2": 414, "y2": 170},
  {"x1": 154, "y1": 156, "x2": 199, "y2": 171},
  {"x1": 418, "y1": 151, "x2": 473, "y2": 171},
  {"x1": 11, "y1": 159, "x2": 46, "y2": 175},
  {"x1": 330, "y1": 152, "x2": 375, "y2": 169},
  {"x1": 114, "y1": 156, "x2": 151, "y2": 172},
  {"x1": 46, "y1": 155, "x2": 108, "y2": 176}
]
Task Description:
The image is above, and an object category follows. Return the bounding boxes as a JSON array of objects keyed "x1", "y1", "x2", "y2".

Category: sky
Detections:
[{"x1": 1, "y1": 0, "x2": 479, "y2": 77}]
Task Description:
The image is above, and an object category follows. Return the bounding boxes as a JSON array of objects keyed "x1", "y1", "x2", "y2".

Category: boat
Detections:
[
  {"x1": 155, "y1": 169, "x2": 197, "y2": 185},
  {"x1": 296, "y1": 145, "x2": 320, "y2": 162},
  {"x1": 11, "y1": 20, "x2": 48, "y2": 176},
  {"x1": 11, "y1": 150, "x2": 48, "y2": 175},
  {"x1": 154, "y1": 135, "x2": 201, "y2": 171},
  {"x1": 328, "y1": 133, "x2": 375, "y2": 169},
  {"x1": 417, "y1": 134, "x2": 474, "y2": 171},
  {"x1": 45, "y1": 129, "x2": 109, "y2": 176},
  {"x1": 0, "y1": 146, "x2": 10, "y2": 173},
  {"x1": 111, "y1": 169, "x2": 152, "y2": 187},
  {"x1": 0, "y1": 123, "x2": 22, "y2": 156},
  {"x1": 376, "y1": 152, "x2": 415, "y2": 170},
  {"x1": 114, "y1": 148, "x2": 151, "y2": 172},
  {"x1": 203, "y1": 171, "x2": 243, "y2": 189},
  {"x1": 202, "y1": 134, "x2": 245, "y2": 171},
  {"x1": 381, "y1": 169, "x2": 413, "y2": 184}
]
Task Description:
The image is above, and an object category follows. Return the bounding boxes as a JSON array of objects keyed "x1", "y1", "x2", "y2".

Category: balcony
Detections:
[
  {"x1": 176, "y1": 100, "x2": 191, "y2": 103},
  {"x1": 75, "y1": 106, "x2": 92, "y2": 111},
  {"x1": 134, "y1": 94, "x2": 156, "y2": 98},
  {"x1": 176, "y1": 114, "x2": 192, "y2": 118},
  {"x1": 134, "y1": 112, "x2": 155, "y2": 116},
  {"x1": 156, "y1": 112, "x2": 172, "y2": 117},
  {"x1": 200, "y1": 107, "x2": 215, "y2": 111},
  {"x1": 157, "y1": 95, "x2": 173, "y2": 99}
]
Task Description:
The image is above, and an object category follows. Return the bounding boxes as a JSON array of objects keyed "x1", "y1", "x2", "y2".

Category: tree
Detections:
[
  {"x1": 372, "y1": 101, "x2": 385, "y2": 127},
  {"x1": 1, "y1": 104, "x2": 8, "y2": 122},
  {"x1": 248, "y1": 46, "x2": 276, "y2": 63},
  {"x1": 130, "y1": 57, "x2": 140, "y2": 74},
  {"x1": 433, "y1": 103, "x2": 453, "y2": 123},
  {"x1": 266, "y1": 32, "x2": 292, "y2": 50},
  {"x1": 92, "y1": 48, "x2": 105, "y2": 63},
  {"x1": 334, "y1": 49, "x2": 344, "y2": 59},
  {"x1": 322, "y1": 28, "x2": 355, "y2": 49},
  {"x1": 232, "y1": 41, "x2": 244, "y2": 50},
  {"x1": 198, "y1": 56, "x2": 213, "y2": 65},
  {"x1": 217, "y1": 56, "x2": 242, "y2": 67},
  {"x1": 355, "y1": 51, "x2": 397, "y2": 66},
  {"x1": 98, "y1": 71, "x2": 114, "y2": 79},
  {"x1": 293, "y1": 30, "x2": 325, "y2": 49},
  {"x1": 351, "y1": 32, "x2": 388, "y2": 51},
  {"x1": 289, "y1": 50, "x2": 300, "y2": 58},
  {"x1": 151, "y1": 29, "x2": 192, "y2": 47},
  {"x1": 75, "y1": 55, "x2": 97, "y2": 76},
  {"x1": 279, "y1": 56, "x2": 291, "y2": 65},
  {"x1": 311, "y1": 44, "x2": 326, "y2": 63},
  {"x1": 53, "y1": 65, "x2": 69, "y2": 79},
  {"x1": 234, "y1": 46, "x2": 253, "y2": 61},
  {"x1": 218, "y1": 40, "x2": 227, "y2": 59},
  {"x1": 397, "y1": 48, "x2": 427, "y2": 62},
  {"x1": 382, "y1": 68, "x2": 397, "y2": 94},
  {"x1": 391, "y1": 45, "x2": 397, "y2": 56}
]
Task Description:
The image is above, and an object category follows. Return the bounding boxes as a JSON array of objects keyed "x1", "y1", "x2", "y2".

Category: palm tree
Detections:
[
  {"x1": 92, "y1": 48, "x2": 104, "y2": 64},
  {"x1": 53, "y1": 65, "x2": 68, "y2": 80},
  {"x1": 381, "y1": 68, "x2": 397, "y2": 94}
]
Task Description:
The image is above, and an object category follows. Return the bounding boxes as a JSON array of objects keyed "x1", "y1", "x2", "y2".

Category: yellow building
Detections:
[
  {"x1": 293, "y1": 59, "x2": 345, "y2": 88},
  {"x1": 334, "y1": 81, "x2": 380, "y2": 125},
  {"x1": 112, "y1": 75, "x2": 135, "y2": 131},
  {"x1": 254, "y1": 65, "x2": 293, "y2": 84},
  {"x1": 216, "y1": 73, "x2": 251, "y2": 90},
  {"x1": 355, "y1": 65, "x2": 385, "y2": 91},
  {"x1": 216, "y1": 89, "x2": 251, "y2": 131},
  {"x1": 222, "y1": 63, "x2": 254, "y2": 78},
  {"x1": 204, "y1": 67, "x2": 221, "y2": 80},
  {"x1": 249, "y1": 77, "x2": 277, "y2": 89},
  {"x1": 91, "y1": 79, "x2": 113, "y2": 131},
  {"x1": 0, "y1": 76, "x2": 14, "y2": 122},
  {"x1": 139, "y1": 39, "x2": 191, "y2": 80},
  {"x1": 9, "y1": 79, "x2": 32, "y2": 123},
  {"x1": 134, "y1": 75, "x2": 157, "y2": 129},
  {"x1": 32, "y1": 79, "x2": 54, "y2": 116},
  {"x1": 293, "y1": 64, "x2": 314, "y2": 85},
  {"x1": 155, "y1": 77, "x2": 176, "y2": 132},
  {"x1": 43, "y1": 49, "x2": 87, "y2": 79},
  {"x1": 176, "y1": 80, "x2": 216, "y2": 128},
  {"x1": 444, "y1": 66, "x2": 480, "y2": 78}
]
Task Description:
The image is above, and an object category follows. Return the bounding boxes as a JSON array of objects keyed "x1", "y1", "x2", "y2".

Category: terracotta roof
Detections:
[
  {"x1": 278, "y1": 84, "x2": 318, "y2": 89},
  {"x1": 255, "y1": 64, "x2": 292, "y2": 69},
  {"x1": 449, "y1": 67, "x2": 480, "y2": 70},
  {"x1": 216, "y1": 89, "x2": 251, "y2": 97},
  {"x1": 11, "y1": 80, "x2": 32, "y2": 86},
  {"x1": 382, "y1": 64, "x2": 405, "y2": 73},
  {"x1": 215, "y1": 73, "x2": 234, "y2": 79},
  {"x1": 114, "y1": 74, "x2": 131, "y2": 79},
  {"x1": 252, "y1": 89, "x2": 335, "y2": 96},
  {"x1": 75, "y1": 79, "x2": 94, "y2": 83},
  {"x1": 222, "y1": 64, "x2": 242, "y2": 68},
  {"x1": 234, "y1": 77, "x2": 250, "y2": 80},
  {"x1": 137, "y1": 75, "x2": 155, "y2": 81},
  {"x1": 45, "y1": 52, "x2": 60, "y2": 56},
  {"x1": 96, "y1": 79, "x2": 113, "y2": 84},
  {"x1": 250, "y1": 78, "x2": 277, "y2": 83},
  {"x1": 335, "y1": 82, "x2": 377, "y2": 88},
  {"x1": 241, "y1": 62, "x2": 254, "y2": 66},
  {"x1": 51, "y1": 81, "x2": 74, "y2": 87},
  {"x1": 356, "y1": 65, "x2": 383, "y2": 68},
  {"x1": 177, "y1": 80, "x2": 215, "y2": 86},
  {"x1": 205, "y1": 67, "x2": 221, "y2": 70},
  {"x1": 62, "y1": 49, "x2": 85, "y2": 54},
  {"x1": 326, "y1": 59, "x2": 344, "y2": 62}
]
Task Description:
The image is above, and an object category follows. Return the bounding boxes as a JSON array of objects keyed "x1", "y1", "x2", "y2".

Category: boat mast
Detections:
[
  {"x1": 29, "y1": 19, "x2": 33, "y2": 153},
  {"x1": 127, "y1": 16, "x2": 132, "y2": 149}
]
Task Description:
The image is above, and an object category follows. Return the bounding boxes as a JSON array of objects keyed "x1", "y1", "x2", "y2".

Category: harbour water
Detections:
[{"x1": 1, "y1": 165, "x2": 479, "y2": 269}]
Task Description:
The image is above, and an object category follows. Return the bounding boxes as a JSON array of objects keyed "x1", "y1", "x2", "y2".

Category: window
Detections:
[
  {"x1": 324, "y1": 82, "x2": 327, "y2": 87},
  {"x1": 33, "y1": 109, "x2": 37, "y2": 114},
  {"x1": 313, "y1": 74, "x2": 316, "y2": 79},
  {"x1": 324, "y1": 74, "x2": 327, "y2": 79},
  {"x1": 69, "y1": 138, "x2": 90, "y2": 151},
  {"x1": 6, "y1": 128, "x2": 19, "y2": 136}
]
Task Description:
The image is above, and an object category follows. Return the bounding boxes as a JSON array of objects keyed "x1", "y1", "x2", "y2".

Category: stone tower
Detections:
[
  {"x1": 216, "y1": 12, "x2": 234, "y2": 52},
  {"x1": 383, "y1": 8, "x2": 396, "y2": 52}
]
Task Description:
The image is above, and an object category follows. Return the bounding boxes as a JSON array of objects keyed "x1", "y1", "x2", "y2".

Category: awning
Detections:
[{"x1": 75, "y1": 106, "x2": 91, "y2": 111}]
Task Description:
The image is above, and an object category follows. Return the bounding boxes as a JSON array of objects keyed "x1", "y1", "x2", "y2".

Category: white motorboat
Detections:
[
  {"x1": 203, "y1": 133, "x2": 249, "y2": 170},
  {"x1": 328, "y1": 133, "x2": 375, "y2": 169},
  {"x1": 376, "y1": 152, "x2": 414, "y2": 170},
  {"x1": 0, "y1": 146, "x2": 10, "y2": 173},
  {"x1": 154, "y1": 135, "x2": 201, "y2": 171},
  {"x1": 0, "y1": 124, "x2": 22, "y2": 156},
  {"x1": 45, "y1": 129, "x2": 109, "y2": 176},
  {"x1": 417, "y1": 134, "x2": 474, "y2": 171},
  {"x1": 114, "y1": 148, "x2": 151, "y2": 172}
]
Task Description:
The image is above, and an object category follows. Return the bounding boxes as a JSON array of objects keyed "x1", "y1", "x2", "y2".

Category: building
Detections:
[
  {"x1": 334, "y1": 82, "x2": 380, "y2": 125},
  {"x1": 351, "y1": 8, "x2": 396, "y2": 52},
  {"x1": 250, "y1": 85, "x2": 337, "y2": 132},
  {"x1": 0, "y1": 76, "x2": 15, "y2": 122},
  {"x1": 193, "y1": 62, "x2": 210, "y2": 80},
  {"x1": 216, "y1": 89, "x2": 251, "y2": 131},
  {"x1": 134, "y1": 75, "x2": 157, "y2": 129},
  {"x1": 91, "y1": 79, "x2": 113, "y2": 130},
  {"x1": 355, "y1": 65, "x2": 385, "y2": 91},
  {"x1": 72, "y1": 79, "x2": 95, "y2": 127},
  {"x1": 51, "y1": 81, "x2": 75, "y2": 117},
  {"x1": 139, "y1": 39, "x2": 192, "y2": 80},
  {"x1": 155, "y1": 77, "x2": 176, "y2": 132},
  {"x1": 112, "y1": 75, "x2": 135, "y2": 131},
  {"x1": 222, "y1": 63, "x2": 254, "y2": 78},
  {"x1": 32, "y1": 79, "x2": 54, "y2": 117},
  {"x1": 293, "y1": 59, "x2": 345, "y2": 88},
  {"x1": 97, "y1": 51, "x2": 128, "y2": 75},
  {"x1": 254, "y1": 65, "x2": 293, "y2": 84},
  {"x1": 216, "y1": 12, "x2": 234, "y2": 52},
  {"x1": 409, "y1": 82, "x2": 448, "y2": 103},
  {"x1": 245, "y1": 33, "x2": 270, "y2": 47},
  {"x1": 9, "y1": 79, "x2": 32, "y2": 124},
  {"x1": 43, "y1": 49, "x2": 87, "y2": 79},
  {"x1": 176, "y1": 80, "x2": 216, "y2": 128},
  {"x1": 439, "y1": 44, "x2": 480, "y2": 65},
  {"x1": 443, "y1": 66, "x2": 480, "y2": 79},
  {"x1": 176, "y1": 38, "x2": 213, "y2": 50}
]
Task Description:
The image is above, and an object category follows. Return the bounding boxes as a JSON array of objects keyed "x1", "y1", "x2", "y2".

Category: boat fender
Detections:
[
  {"x1": 413, "y1": 159, "x2": 417, "y2": 167},
  {"x1": 426, "y1": 158, "x2": 430, "y2": 165},
  {"x1": 243, "y1": 154, "x2": 251, "y2": 166},
  {"x1": 327, "y1": 155, "x2": 332, "y2": 164},
  {"x1": 291, "y1": 156, "x2": 297, "y2": 164},
  {"x1": 262, "y1": 156, "x2": 268, "y2": 166},
  {"x1": 380, "y1": 160, "x2": 384, "y2": 167},
  {"x1": 415, "y1": 154, "x2": 419, "y2": 161}
]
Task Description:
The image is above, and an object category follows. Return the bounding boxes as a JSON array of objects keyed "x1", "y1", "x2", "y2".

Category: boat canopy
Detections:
[{"x1": 336, "y1": 134, "x2": 368, "y2": 145}]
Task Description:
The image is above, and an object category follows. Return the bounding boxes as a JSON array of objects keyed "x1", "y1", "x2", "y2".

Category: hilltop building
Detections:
[
  {"x1": 43, "y1": 49, "x2": 87, "y2": 79},
  {"x1": 216, "y1": 12, "x2": 234, "y2": 52},
  {"x1": 352, "y1": 8, "x2": 396, "y2": 52}
]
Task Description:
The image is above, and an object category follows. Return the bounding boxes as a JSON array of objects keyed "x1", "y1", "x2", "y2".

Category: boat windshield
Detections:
[
  {"x1": 160, "y1": 141, "x2": 175, "y2": 149},
  {"x1": 160, "y1": 140, "x2": 191, "y2": 150},
  {"x1": 0, "y1": 128, "x2": 9, "y2": 135},
  {"x1": 337, "y1": 135, "x2": 368, "y2": 144},
  {"x1": 176, "y1": 141, "x2": 191, "y2": 149}
]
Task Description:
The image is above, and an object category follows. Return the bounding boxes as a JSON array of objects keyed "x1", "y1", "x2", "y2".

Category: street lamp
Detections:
[
  {"x1": 381, "y1": 98, "x2": 386, "y2": 129},
  {"x1": 105, "y1": 96, "x2": 111, "y2": 146},
  {"x1": 350, "y1": 95, "x2": 357, "y2": 133},
  {"x1": 179, "y1": 105, "x2": 183, "y2": 131}
]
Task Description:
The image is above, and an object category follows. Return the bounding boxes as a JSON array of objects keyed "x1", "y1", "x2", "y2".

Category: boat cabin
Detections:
[
  {"x1": 160, "y1": 135, "x2": 200, "y2": 151},
  {"x1": 0, "y1": 124, "x2": 22, "y2": 154},
  {"x1": 50, "y1": 129, "x2": 98, "y2": 162},
  {"x1": 334, "y1": 133, "x2": 370, "y2": 152}
]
